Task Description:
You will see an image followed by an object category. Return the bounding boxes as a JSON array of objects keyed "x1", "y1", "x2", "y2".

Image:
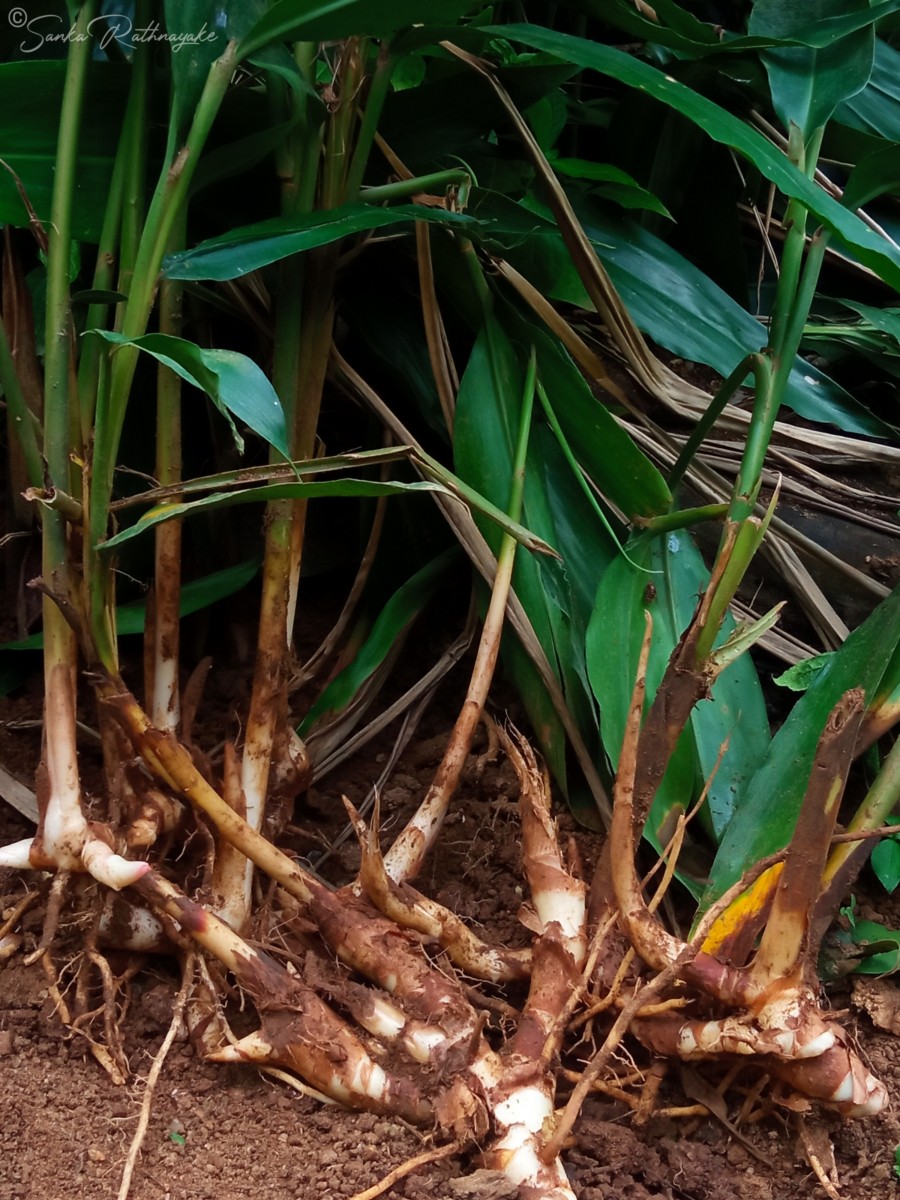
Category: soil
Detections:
[{"x1": 2, "y1": 580, "x2": 900, "y2": 1200}]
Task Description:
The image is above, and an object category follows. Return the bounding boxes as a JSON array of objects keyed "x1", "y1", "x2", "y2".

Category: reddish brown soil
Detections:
[{"x1": 2, "y1": 662, "x2": 900, "y2": 1200}]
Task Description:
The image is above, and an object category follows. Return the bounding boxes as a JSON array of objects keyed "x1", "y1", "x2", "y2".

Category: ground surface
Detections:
[{"x1": 2, "y1": 620, "x2": 900, "y2": 1200}]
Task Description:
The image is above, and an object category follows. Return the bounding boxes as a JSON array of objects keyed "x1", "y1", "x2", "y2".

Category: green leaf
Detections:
[
  {"x1": 842, "y1": 142, "x2": 900, "y2": 209},
  {"x1": 454, "y1": 312, "x2": 615, "y2": 810},
  {"x1": 519, "y1": 314, "x2": 672, "y2": 521},
  {"x1": 586, "y1": 536, "x2": 696, "y2": 855},
  {"x1": 549, "y1": 157, "x2": 672, "y2": 218},
  {"x1": 94, "y1": 332, "x2": 289, "y2": 458},
  {"x1": 840, "y1": 299, "x2": 900, "y2": 345},
  {"x1": 704, "y1": 585, "x2": 900, "y2": 908},
  {"x1": 299, "y1": 550, "x2": 457, "y2": 734},
  {"x1": 840, "y1": 917, "x2": 900, "y2": 974},
  {"x1": 491, "y1": 24, "x2": 900, "y2": 290},
  {"x1": 165, "y1": 1, "x2": 246, "y2": 138},
  {"x1": 238, "y1": 0, "x2": 477, "y2": 61},
  {"x1": 0, "y1": 62, "x2": 127, "y2": 242},
  {"x1": 99, "y1": 479, "x2": 448, "y2": 550},
  {"x1": 749, "y1": 0, "x2": 875, "y2": 140},
  {"x1": 163, "y1": 202, "x2": 479, "y2": 282},
  {"x1": 872, "y1": 837, "x2": 900, "y2": 894},
  {"x1": 504, "y1": 193, "x2": 892, "y2": 438}
]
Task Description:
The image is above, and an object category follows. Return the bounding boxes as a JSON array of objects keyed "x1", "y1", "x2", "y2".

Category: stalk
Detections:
[
  {"x1": 344, "y1": 40, "x2": 395, "y2": 198},
  {"x1": 148, "y1": 216, "x2": 186, "y2": 731},
  {"x1": 384, "y1": 350, "x2": 536, "y2": 882},
  {"x1": 89, "y1": 40, "x2": 238, "y2": 670},
  {"x1": 728, "y1": 128, "x2": 826, "y2": 523},
  {"x1": 36, "y1": 0, "x2": 97, "y2": 869},
  {"x1": 226, "y1": 47, "x2": 326, "y2": 931}
]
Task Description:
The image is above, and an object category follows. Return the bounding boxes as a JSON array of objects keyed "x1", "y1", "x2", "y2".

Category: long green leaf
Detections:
[
  {"x1": 582, "y1": 0, "x2": 900, "y2": 58},
  {"x1": 478, "y1": 191, "x2": 889, "y2": 437},
  {"x1": 100, "y1": 479, "x2": 448, "y2": 551},
  {"x1": 492, "y1": 24, "x2": 900, "y2": 289},
  {"x1": 524, "y1": 316, "x2": 671, "y2": 520},
  {"x1": 454, "y1": 311, "x2": 615, "y2": 817},
  {"x1": 836, "y1": 37, "x2": 900, "y2": 140},
  {"x1": 95, "y1": 332, "x2": 289, "y2": 457},
  {"x1": 163, "y1": 202, "x2": 479, "y2": 281}
]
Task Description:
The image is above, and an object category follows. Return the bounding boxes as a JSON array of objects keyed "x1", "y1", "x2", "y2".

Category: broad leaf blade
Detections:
[
  {"x1": 750, "y1": 0, "x2": 874, "y2": 140},
  {"x1": 163, "y1": 203, "x2": 478, "y2": 281},
  {"x1": 95, "y1": 332, "x2": 289, "y2": 457}
]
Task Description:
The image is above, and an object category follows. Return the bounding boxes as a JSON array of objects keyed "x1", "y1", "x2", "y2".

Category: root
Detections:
[
  {"x1": 116, "y1": 953, "x2": 195, "y2": 1200},
  {"x1": 347, "y1": 1139, "x2": 462, "y2": 1200},
  {"x1": 23, "y1": 870, "x2": 69, "y2": 965}
]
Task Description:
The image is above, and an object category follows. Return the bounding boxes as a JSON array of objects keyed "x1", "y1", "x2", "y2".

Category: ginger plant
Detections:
[{"x1": 3, "y1": 4, "x2": 900, "y2": 1200}]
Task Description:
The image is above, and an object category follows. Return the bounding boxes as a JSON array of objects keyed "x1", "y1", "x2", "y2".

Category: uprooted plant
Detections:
[{"x1": 2, "y1": 3, "x2": 900, "y2": 1198}]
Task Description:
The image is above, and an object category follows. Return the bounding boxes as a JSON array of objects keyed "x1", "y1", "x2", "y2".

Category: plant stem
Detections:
[
  {"x1": 362, "y1": 169, "x2": 471, "y2": 203},
  {"x1": 345, "y1": 40, "x2": 395, "y2": 197},
  {"x1": 641, "y1": 504, "x2": 729, "y2": 535},
  {"x1": 149, "y1": 215, "x2": 186, "y2": 731},
  {"x1": 117, "y1": 0, "x2": 152, "y2": 308},
  {"x1": 667, "y1": 353, "x2": 760, "y2": 495},
  {"x1": 384, "y1": 350, "x2": 537, "y2": 882},
  {"x1": 89, "y1": 40, "x2": 238, "y2": 669},
  {"x1": 38, "y1": 0, "x2": 97, "y2": 866},
  {"x1": 817, "y1": 732, "x2": 900, "y2": 925}
]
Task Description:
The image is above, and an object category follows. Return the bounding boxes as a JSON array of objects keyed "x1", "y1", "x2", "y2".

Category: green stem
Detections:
[
  {"x1": 361, "y1": 169, "x2": 471, "y2": 204},
  {"x1": 38, "y1": 0, "x2": 97, "y2": 853},
  {"x1": 345, "y1": 41, "x2": 396, "y2": 197},
  {"x1": 117, "y1": 0, "x2": 152, "y2": 307},
  {"x1": 728, "y1": 350, "x2": 775, "y2": 521},
  {"x1": 667, "y1": 353, "x2": 761, "y2": 496},
  {"x1": 772, "y1": 228, "x2": 830, "y2": 391},
  {"x1": 641, "y1": 503, "x2": 729, "y2": 536},
  {"x1": 321, "y1": 38, "x2": 367, "y2": 208},
  {"x1": 823, "y1": 734, "x2": 900, "y2": 890},
  {"x1": 767, "y1": 128, "x2": 822, "y2": 362},
  {"x1": 44, "y1": 0, "x2": 97, "y2": 495},
  {"x1": 96, "y1": 40, "x2": 238, "y2": 513},
  {"x1": 89, "y1": 40, "x2": 237, "y2": 669},
  {"x1": 76, "y1": 147, "x2": 125, "y2": 446}
]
